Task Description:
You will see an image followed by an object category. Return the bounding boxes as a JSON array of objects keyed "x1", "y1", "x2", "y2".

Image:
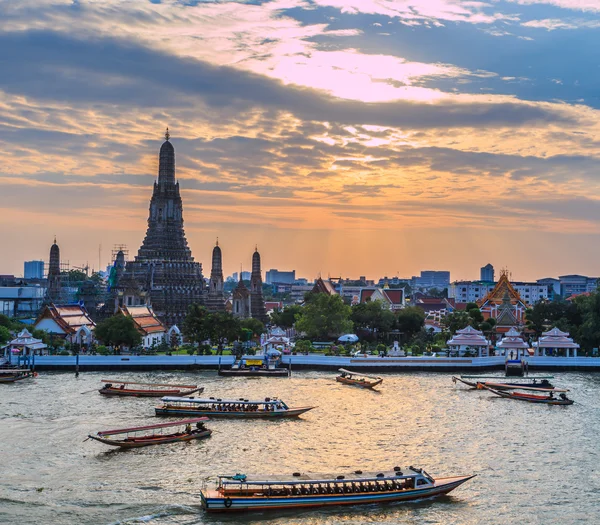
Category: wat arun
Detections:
[{"x1": 118, "y1": 130, "x2": 205, "y2": 326}]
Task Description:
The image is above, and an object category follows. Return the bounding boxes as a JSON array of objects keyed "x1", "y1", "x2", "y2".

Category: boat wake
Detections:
[{"x1": 106, "y1": 504, "x2": 199, "y2": 525}]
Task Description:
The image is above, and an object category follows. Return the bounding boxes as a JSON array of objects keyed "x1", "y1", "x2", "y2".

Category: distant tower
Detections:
[
  {"x1": 481, "y1": 263, "x2": 495, "y2": 282},
  {"x1": 47, "y1": 237, "x2": 62, "y2": 303},
  {"x1": 250, "y1": 247, "x2": 268, "y2": 324},
  {"x1": 232, "y1": 273, "x2": 251, "y2": 319},
  {"x1": 205, "y1": 240, "x2": 226, "y2": 312}
]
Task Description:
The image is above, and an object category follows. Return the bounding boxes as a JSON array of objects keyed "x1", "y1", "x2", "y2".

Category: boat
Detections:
[
  {"x1": 155, "y1": 396, "x2": 315, "y2": 418},
  {"x1": 479, "y1": 385, "x2": 574, "y2": 405},
  {"x1": 98, "y1": 379, "x2": 202, "y2": 397},
  {"x1": 218, "y1": 354, "x2": 289, "y2": 377},
  {"x1": 452, "y1": 376, "x2": 554, "y2": 390},
  {"x1": 88, "y1": 418, "x2": 212, "y2": 448},
  {"x1": 336, "y1": 369, "x2": 382, "y2": 389},
  {"x1": 0, "y1": 369, "x2": 37, "y2": 383},
  {"x1": 200, "y1": 466, "x2": 475, "y2": 512}
]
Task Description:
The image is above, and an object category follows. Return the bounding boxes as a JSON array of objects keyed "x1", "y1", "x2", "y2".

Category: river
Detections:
[{"x1": 1, "y1": 371, "x2": 598, "y2": 525}]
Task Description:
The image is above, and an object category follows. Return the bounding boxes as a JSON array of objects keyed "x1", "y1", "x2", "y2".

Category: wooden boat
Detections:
[
  {"x1": 336, "y1": 369, "x2": 382, "y2": 389},
  {"x1": 218, "y1": 355, "x2": 289, "y2": 377},
  {"x1": 479, "y1": 385, "x2": 574, "y2": 405},
  {"x1": 88, "y1": 417, "x2": 212, "y2": 448},
  {"x1": 99, "y1": 379, "x2": 202, "y2": 397},
  {"x1": 0, "y1": 369, "x2": 37, "y2": 383},
  {"x1": 155, "y1": 396, "x2": 315, "y2": 418},
  {"x1": 452, "y1": 376, "x2": 554, "y2": 390},
  {"x1": 201, "y1": 466, "x2": 475, "y2": 512}
]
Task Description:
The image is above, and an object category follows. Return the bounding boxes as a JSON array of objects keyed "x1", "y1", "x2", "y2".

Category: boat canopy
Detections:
[
  {"x1": 160, "y1": 396, "x2": 285, "y2": 405},
  {"x1": 338, "y1": 368, "x2": 382, "y2": 380},
  {"x1": 101, "y1": 379, "x2": 198, "y2": 388},
  {"x1": 97, "y1": 417, "x2": 208, "y2": 437},
  {"x1": 218, "y1": 467, "x2": 429, "y2": 486}
]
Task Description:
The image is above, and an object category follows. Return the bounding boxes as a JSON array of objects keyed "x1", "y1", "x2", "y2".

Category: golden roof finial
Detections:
[
  {"x1": 165, "y1": 127, "x2": 170, "y2": 141},
  {"x1": 216, "y1": 237, "x2": 219, "y2": 247}
]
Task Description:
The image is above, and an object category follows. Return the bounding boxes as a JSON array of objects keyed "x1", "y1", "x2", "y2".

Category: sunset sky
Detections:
[{"x1": 1, "y1": 0, "x2": 600, "y2": 282}]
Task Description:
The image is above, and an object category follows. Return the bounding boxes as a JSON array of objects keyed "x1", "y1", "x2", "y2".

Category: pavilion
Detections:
[
  {"x1": 447, "y1": 325, "x2": 489, "y2": 357},
  {"x1": 496, "y1": 327, "x2": 530, "y2": 359},
  {"x1": 2, "y1": 329, "x2": 47, "y2": 357},
  {"x1": 533, "y1": 327, "x2": 580, "y2": 357}
]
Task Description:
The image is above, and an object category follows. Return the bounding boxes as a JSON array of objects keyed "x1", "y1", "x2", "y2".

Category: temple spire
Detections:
[
  {"x1": 158, "y1": 128, "x2": 175, "y2": 185},
  {"x1": 165, "y1": 127, "x2": 170, "y2": 141}
]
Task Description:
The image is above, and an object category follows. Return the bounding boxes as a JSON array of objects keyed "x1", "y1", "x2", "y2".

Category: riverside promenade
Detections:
[{"x1": 19, "y1": 354, "x2": 600, "y2": 372}]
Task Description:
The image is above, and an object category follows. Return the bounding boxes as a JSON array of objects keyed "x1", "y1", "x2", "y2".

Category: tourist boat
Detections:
[
  {"x1": 0, "y1": 369, "x2": 37, "y2": 383},
  {"x1": 218, "y1": 354, "x2": 289, "y2": 377},
  {"x1": 336, "y1": 369, "x2": 383, "y2": 389},
  {"x1": 479, "y1": 385, "x2": 574, "y2": 405},
  {"x1": 452, "y1": 376, "x2": 554, "y2": 390},
  {"x1": 155, "y1": 396, "x2": 315, "y2": 418},
  {"x1": 88, "y1": 418, "x2": 211, "y2": 448},
  {"x1": 98, "y1": 379, "x2": 202, "y2": 397},
  {"x1": 200, "y1": 466, "x2": 475, "y2": 512}
]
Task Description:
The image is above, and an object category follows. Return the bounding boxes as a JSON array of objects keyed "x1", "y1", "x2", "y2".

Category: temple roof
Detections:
[
  {"x1": 312, "y1": 277, "x2": 338, "y2": 295},
  {"x1": 121, "y1": 305, "x2": 165, "y2": 335},
  {"x1": 496, "y1": 327, "x2": 529, "y2": 349},
  {"x1": 535, "y1": 327, "x2": 579, "y2": 348},
  {"x1": 447, "y1": 325, "x2": 488, "y2": 346},
  {"x1": 477, "y1": 270, "x2": 525, "y2": 307},
  {"x1": 35, "y1": 304, "x2": 96, "y2": 334}
]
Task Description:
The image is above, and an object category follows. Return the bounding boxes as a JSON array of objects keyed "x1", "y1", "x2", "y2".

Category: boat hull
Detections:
[
  {"x1": 452, "y1": 377, "x2": 554, "y2": 390},
  {"x1": 0, "y1": 372, "x2": 36, "y2": 383},
  {"x1": 89, "y1": 429, "x2": 212, "y2": 448},
  {"x1": 484, "y1": 387, "x2": 573, "y2": 405},
  {"x1": 201, "y1": 476, "x2": 474, "y2": 512},
  {"x1": 155, "y1": 406, "x2": 314, "y2": 418},
  {"x1": 218, "y1": 369, "x2": 289, "y2": 377},
  {"x1": 99, "y1": 387, "x2": 202, "y2": 397},
  {"x1": 336, "y1": 377, "x2": 382, "y2": 389}
]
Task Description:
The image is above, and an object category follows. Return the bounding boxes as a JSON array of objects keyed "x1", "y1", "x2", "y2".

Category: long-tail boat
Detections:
[
  {"x1": 200, "y1": 466, "x2": 475, "y2": 512},
  {"x1": 155, "y1": 397, "x2": 315, "y2": 418},
  {"x1": 99, "y1": 379, "x2": 202, "y2": 397},
  {"x1": 452, "y1": 376, "x2": 554, "y2": 390},
  {"x1": 336, "y1": 369, "x2": 382, "y2": 389},
  {"x1": 88, "y1": 417, "x2": 212, "y2": 448},
  {"x1": 0, "y1": 369, "x2": 37, "y2": 383},
  {"x1": 479, "y1": 385, "x2": 574, "y2": 405}
]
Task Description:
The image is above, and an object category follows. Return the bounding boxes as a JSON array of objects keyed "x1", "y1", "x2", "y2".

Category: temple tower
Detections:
[
  {"x1": 250, "y1": 247, "x2": 268, "y2": 323},
  {"x1": 205, "y1": 240, "x2": 226, "y2": 311},
  {"x1": 47, "y1": 238, "x2": 62, "y2": 303},
  {"x1": 118, "y1": 129, "x2": 205, "y2": 326},
  {"x1": 232, "y1": 276, "x2": 251, "y2": 319}
]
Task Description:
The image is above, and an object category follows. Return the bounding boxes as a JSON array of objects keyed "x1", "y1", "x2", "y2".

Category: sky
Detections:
[{"x1": 1, "y1": 0, "x2": 600, "y2": 282}]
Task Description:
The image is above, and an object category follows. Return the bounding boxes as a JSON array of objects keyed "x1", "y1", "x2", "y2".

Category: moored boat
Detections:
[
  {"x1": 218, "y1": 354, "x2": 289, "y2": 377},
  {"x1": 479, "y1": 385, "x2": 574, "y2": 405},
  {"x1": 200, "y1": 466, "x2": 475, "y2": 512},
  {"x1": 155, "y1": 396, "x2": 315, "y2": 418},
  {"x1": 0, "y1": 369, "x2": 37, "y2": 383},
  {"x1": 99, "y1": 379, "x2": 202, "y2": 397},
  {"x1": 336, "y1": 369, "x2": 382, "y2": 389},
  {"x1": 88, "y1": 417, "x2": 212, "y2": 448},
  {"x1": 452, "y1": 376, "x2": 554, "y2": 390}
]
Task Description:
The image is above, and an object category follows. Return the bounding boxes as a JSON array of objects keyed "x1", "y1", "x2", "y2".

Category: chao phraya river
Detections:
[{"x1": 1, "y1": 371, "x2": 599, "y2": 525}]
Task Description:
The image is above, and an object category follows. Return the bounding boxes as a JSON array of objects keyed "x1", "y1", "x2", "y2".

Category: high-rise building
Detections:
[
  {"x1": 265, "y1": 269, "x2": 296, "y2": 285},
  {"x1": 412, "y1": 271, "x2": 450, "y2": 291},
  {"x1": 480, "y1": 264, "x2": 494, "y2": 282},
  {"x1": 24, "y1": 260, "x2": 44, "y2": 280},
  {"x1": 118, "y1": 130, "x2": 205, "y2": 326},
  {"x1": 558, "y1": 275, "x2": 599, "y2": 298}
]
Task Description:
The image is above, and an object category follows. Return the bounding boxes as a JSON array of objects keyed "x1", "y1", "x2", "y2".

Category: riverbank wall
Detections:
[{"x1": 16, "y1": 354, "x2": 600, "y2": 373}]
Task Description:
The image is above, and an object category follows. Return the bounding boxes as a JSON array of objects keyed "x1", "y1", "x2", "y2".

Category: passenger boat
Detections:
[
  {"x1": 479, "y1": 385, "x2": 574, "y2": 405},
  {"x1": 0, "y1": 369, "x2": 37, "y2": 383},
  {"x1": 336, "y1": 369, "x2": 382, "y2": 389},
  {"x1": 98, "y1": 379, "x2": 202, "y2": 397},
  {"x1": 452, "y1": 376, "x2": 554, "y2": 390},
  {"x1": 200, "y1": 466, "x2": 475, "y2": 512},
  {"x1": 155, "y1": 397, "x2": 315, "y2": 418},
  {"x1": 88, "y1": 418, "x2": 211, "y2": 448},
  {"x1": 218, "y1": 354, "x2": 289, "y2": 377}
]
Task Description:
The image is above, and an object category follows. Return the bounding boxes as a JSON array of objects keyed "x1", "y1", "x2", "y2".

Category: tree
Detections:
[
  {"x1": 210, "y1": 312, "x2": 241, "y2": 354},
  {"x1": 0, "y1": 325, "x2": 11, "y2": 346},
  {"x1": 351, "y1": 301, "x2": 395, "y2": 340},
  {"x1": 95, "y1": 315, "x2": 141, "y2": 349},
  {"x1": 395, "y1": 307, "x2": 425, "y2": 342},
  {"x1": 295, "y1": 294, "x2": 353, "y2": 340},
  {"x1": 240, "y1": 318, "x2": 266, "y2": 339},
  {"x1": 0, "y1": 314, "x2": 12, "y2": 329},
  {"x1": 182, "y1": 304, "x2": 213, "y2": 346},
  {"x1": 270, "y1": 304, "x2": 302, "y2": 328},
  {"x1": 441, "y1": 310, "x2": 470, "y2": 334}
]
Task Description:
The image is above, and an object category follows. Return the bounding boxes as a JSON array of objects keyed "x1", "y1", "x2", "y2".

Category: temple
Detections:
[
  {"x1": 117, "y1": 130, "x2": 205, "y2": 326},
  {"x1": 46, "y1": 238, "x2": 62, "y2": 303},
  {"x1": 478, "y1": 269, "x2": 527, "y2": 330},
  {"x1": 205, "y1": 240, "x2": 226, "y2": 312},
  {"x1": 250, "y1": 247, "x2": 268, "y2": 323}
]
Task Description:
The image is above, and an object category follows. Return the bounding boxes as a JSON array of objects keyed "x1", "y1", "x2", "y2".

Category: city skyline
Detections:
[{"x1": 2, "y1": 1, "x2": 600, "y2": 280}]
